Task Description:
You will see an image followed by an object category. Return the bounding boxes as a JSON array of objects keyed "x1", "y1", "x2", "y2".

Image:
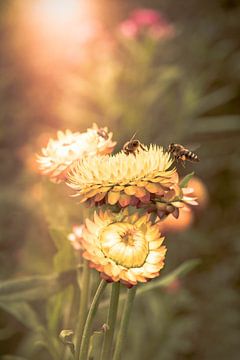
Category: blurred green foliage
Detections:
[{"x1": 0, "y1": 0, "x2": 240, "y2": 359}]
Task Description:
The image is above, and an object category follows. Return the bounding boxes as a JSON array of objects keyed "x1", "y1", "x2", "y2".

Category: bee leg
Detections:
[
  {"x1": 140, "y1": 144, "x2": 147, "y2": 151},
  {"x1": 181, "y1": 160, "x2": 186, "y2": 168}
]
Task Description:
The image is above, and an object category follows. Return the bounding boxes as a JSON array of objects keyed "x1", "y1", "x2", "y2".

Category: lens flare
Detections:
[
  {"x1": 31, "y1": 0, "x2": 85, "y2": 34},
  {"x1": 17, "y1": 0, "x2": 100, "y2": 69}
]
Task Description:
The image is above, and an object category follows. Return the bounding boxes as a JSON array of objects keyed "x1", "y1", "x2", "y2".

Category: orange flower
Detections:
[
  {"x1": 80, "y1": 210, "x2": 166, "y2": 287},
  {"x1": 37, "y1": 124, "x2": 116, "y2": 183}
]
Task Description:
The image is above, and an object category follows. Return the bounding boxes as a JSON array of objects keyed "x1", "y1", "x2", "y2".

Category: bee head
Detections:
[
  {"x1": 97, "y1": 129, "x2": 108, "y2": 140},
  {"x1": 168, "y1": 143, "x2": 174, "y2": 151},
  {"x1": 132, "y1": 140, "x2": 139, "y2": 147}
]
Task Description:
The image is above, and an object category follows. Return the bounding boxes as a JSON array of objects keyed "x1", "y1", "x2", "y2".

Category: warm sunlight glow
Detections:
[
  {"x1": 18, "y1": 0, "x2": 100, "y2": 70},
  {"x1": 32, "y1": 0, "x2": 84, "y2": 35}
]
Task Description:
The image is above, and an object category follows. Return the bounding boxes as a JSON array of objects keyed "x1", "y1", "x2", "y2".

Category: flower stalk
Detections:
[
  {"x1": 100, "y1": 282, "x2": 120, "y2": 360},
  {"x1": 113, "y1": 286, "x2": 137, "y2": 360},
  {"x1": 79, "y1": 279, "x2": 107, "y2": 360},
  {"x1": 75, "y1": 260, "x2": 90, "y2": 360}
]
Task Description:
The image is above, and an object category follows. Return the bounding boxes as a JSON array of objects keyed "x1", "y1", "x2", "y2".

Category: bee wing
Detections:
[{"x1": 185, "y1": 143, "x2": 201, "y2": 151}]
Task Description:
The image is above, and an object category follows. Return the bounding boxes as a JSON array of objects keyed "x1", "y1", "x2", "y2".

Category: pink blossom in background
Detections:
[
  {"x1": 118, "y1": 8, "x2": 175, "y2": 40},
  {"x1": 131, "y1": 8, "x2": 161, "y2": 26}
]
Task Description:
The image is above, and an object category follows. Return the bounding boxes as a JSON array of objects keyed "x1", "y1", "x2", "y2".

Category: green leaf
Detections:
[
  {"x1": 47, "y1": 286, "x2": 74, "y2": 335},
  {"x1": 0, "y1": 301, "x2": 44, "y2": 331},
  {"x1": 137, "y1": 259, "x2": 201, "y2": 296},
  {"x1": 1, "y1": 356, "x2": 28, "y2": 360},
  {"x1": 0, "y1": 324, "x2": 16, "y2": 340},
  {"x1": 193, "y1": 115, "x2": 240, "y2": 133},
  {"x1": 49, "y1": 228, "x2": 76, "y2": 272},
  {"x1": 180, "y1": 172, "x2": 194, "y2": 188},
  {"x1": 0, "y1": 270, "x2": 77, "y2": 302},
  {"x1": 195, "y1": 86, "x2": 237, "y2": 116}
]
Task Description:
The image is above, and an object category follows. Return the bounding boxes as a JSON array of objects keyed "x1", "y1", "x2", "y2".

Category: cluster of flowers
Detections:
[
  {"x1": 38, "y1": 124, "x2": 197, "y2": 287},
  {"x1": 119, "y1": 8, "x2": 175, "y2": 40}
]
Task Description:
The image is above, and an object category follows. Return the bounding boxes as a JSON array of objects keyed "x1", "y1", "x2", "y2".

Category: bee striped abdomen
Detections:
[
  {"x1": 168, "y1": 143, "x2": 199, "y2": 165},
  {"x1": 185, "y1": 151, "x2": 199, "y2": 162}
]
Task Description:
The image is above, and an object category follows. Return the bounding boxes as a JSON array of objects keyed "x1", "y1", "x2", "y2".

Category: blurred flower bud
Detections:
[
  {"x1": 188, "y1": 176, "x2": 208, "y2": 211},
  {"x1": 165, "y1": 278, "x2": 182, "y2": 294},
  {"x1": 118, "y1": 8, "x2": 175, "y2": 40},
  {"x1": 157, "y1": 208, "x2": 194, "y2": 234},
  {"x1": 68, "y1": 224, "x2": 85, "y2": 250}
]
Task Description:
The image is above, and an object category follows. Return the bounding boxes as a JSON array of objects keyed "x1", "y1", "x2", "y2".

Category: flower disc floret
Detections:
[{"x1": 80, "y1": 210, "x2": 167, "y2": 286}]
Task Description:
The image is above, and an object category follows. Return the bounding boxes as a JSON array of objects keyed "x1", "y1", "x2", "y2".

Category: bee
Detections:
[
  {"x1": 168, "y1": 143, "x2": 199, "y2": 166},
  {"x1": 97, "y1": 128, "x2": 109, "y2": 140},
  {"x1": 123, "y1": 133, "x2": 147, "y2": 156}
]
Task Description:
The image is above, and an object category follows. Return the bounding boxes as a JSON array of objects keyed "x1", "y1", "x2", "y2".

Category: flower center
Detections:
[{"x1": 100, "y1": 223, "x2": 148, "y2": 268}]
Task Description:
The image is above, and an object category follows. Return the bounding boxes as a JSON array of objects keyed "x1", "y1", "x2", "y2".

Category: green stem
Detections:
[
  {"x1": 75, "y1": 260, "x2": 90, "y2": 360},
  {"x1": 100, "y1": 282, "x2": 120, "y2": 360},
  {"x1": 79, "y1": 279, "x2": 107, "y2": 360},
  {"x1": 113, "y1": 286, "x2": 137, "y2": 360}
]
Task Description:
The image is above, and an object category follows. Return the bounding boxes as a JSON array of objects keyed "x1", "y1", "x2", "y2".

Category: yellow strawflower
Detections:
[
  {"x1": 67, "y1": 145, "x2": 196, "y2": 218},
  {"x1": 80, "y1": 209, "x2": 166, "y2": 287}
]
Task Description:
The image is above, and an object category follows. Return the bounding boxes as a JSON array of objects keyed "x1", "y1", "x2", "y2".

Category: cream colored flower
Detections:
[
  {"x1": 81, "y1": 210, "x2": 166, "y2": 286},
  {"x1": 67, "y1": 145, "x2": 196, "y2": 217},
  {"x1": 68, "y1": 225, "x2": 85, "y2": 250},
  {"x1": 37, "y1": 124, "x2": 116, "y2": 183}
]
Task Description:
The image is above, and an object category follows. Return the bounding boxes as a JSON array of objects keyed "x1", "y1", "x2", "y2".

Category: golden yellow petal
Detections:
[
  {"x1": 85, "y1": 218, "x2": 100, "y2": 235},
  {"x1": 124, "y1": 186, "x2": 137, "y2": 195},
  {"x1": 99, "y1": 186, "x2": 113, "y2": 192},
  {"x1": 112, "y1": 185, "x2": 125, "y2": 192},
  {"x1": 146, "y1": 271, "x2": 160, "y2": 279},
  {"x1": 82, "y1": 251, "x2": 94, "y2": 262},
  {"x1": 145, "y1": 183, "x2": 163, "y2": 193},
  {"x1": 135, "y1": 187, "x2": 147, "y2": 198},
  {"x1": 110, "y1": 263, "x2": 121, "y2": 277},
  {"x1": 107, "y1": 191, "x2": 120, "y2": 205},
  {"x1": 146, "y1": 250, "x2": 164, "y2": 264},
  {"x1": 143, "y1": 263, "x2": 161, "y2": 273},
  {"x1": 119, "y1": 194, "x2": 131, "y2": 207},
  {"x1": 148, "y1": 238, "x2": 164, "y2": 250},
  {"x1": 84, "y1": 188, "x2": 99, "y2": 198},
  {"x1": 137, "y1": 181, "x2": 148, "y2": 187},
  {"x1": 135, "y1": 214, "x2": 149, "y2": 227},
  {"x1": 126, "y1": 269, "x2": 137, "y2": 282},
  {"x1": 79, "y1": 196, "x2": 89, "y2": 204},
  {"x1": 136, "y1": 275, "x2": 147, "y2": 282},
  {"x1": 94, "y1": 192, "x2": 106, "y2": 202}
]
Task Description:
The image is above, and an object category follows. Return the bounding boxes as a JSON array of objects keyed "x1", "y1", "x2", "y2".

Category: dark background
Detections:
[{"x1": 0, "y1": 0, "x2": 240, "y2": 359}]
